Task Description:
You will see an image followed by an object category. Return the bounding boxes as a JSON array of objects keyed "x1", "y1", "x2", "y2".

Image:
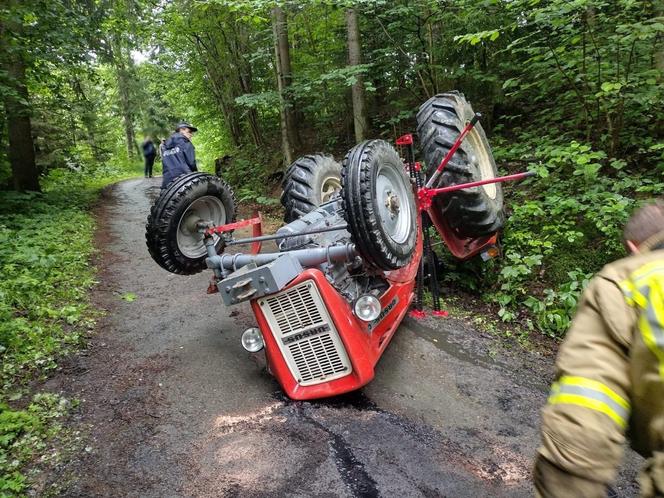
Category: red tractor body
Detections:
[{"x1": 251, "y1": 232, "x2": 422, "y2": 400}]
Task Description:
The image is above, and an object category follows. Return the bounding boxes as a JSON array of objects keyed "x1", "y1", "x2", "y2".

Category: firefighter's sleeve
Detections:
[
  {"x1": 534, "y1": 276, "x2": 632, "y2": 497},
  {"x1": 183, "y1": 142, "x2": 197, "y2": 172}
]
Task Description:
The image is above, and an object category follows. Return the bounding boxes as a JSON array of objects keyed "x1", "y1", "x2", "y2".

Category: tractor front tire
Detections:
[
  {"x1": 342, "y1": 140, "x2": 417, "y2": 272},
  {"x1": 416, "y1": 91, "x2": 504, "y2": 238},
  {"x1": 281, "y1": 154, "x2": 342, "y2": 223},
  {"x1": 146, "y1": 173, "x2": 237, "y2": 275}
]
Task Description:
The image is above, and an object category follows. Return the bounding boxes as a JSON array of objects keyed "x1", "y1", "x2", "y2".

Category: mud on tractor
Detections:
[{"x1": 145, "y1": 92, "x2": 533, "y2": 400}]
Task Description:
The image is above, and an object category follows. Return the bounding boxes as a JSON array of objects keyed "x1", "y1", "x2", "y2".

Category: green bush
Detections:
[
  {"x1": 498, "y1": 137, "x2": 661, "y2": 334},
  {"x1": 441, "y1": 135, "x2": 663, "y2": 338}
]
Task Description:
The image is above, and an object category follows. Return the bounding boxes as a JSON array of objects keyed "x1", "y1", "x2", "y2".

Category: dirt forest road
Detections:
[{"x1": 44, "y1": 178, "x2": 641, "y2": 497}]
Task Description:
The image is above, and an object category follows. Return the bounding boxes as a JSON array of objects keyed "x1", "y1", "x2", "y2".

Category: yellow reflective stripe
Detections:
[
  {"x1": 548, "y1": 393, "x2": 627, "y2": 428},
  {"x1": 622, "y1": 264, "x2": 664, "y2": 309},
  {"x1": 638, "y1": 276, "x2": 664, "y2": 378},
  {"x1": 620, "y1": 279, "x2": 636, "y2": 306},
  {"x1": 630, "y1": 262, "x2": 664, "y2": 285},
  {"x1": 547, "y1": 376, "x2": 630, "y2": 429},
  {"x1": 558, "y1": 375, "x2": 629, "y2": 410}
]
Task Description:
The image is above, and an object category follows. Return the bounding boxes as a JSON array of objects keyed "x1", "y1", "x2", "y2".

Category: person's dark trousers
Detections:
[{"x1": 144, "y1": 154, "x2": 156, "y2": 177}]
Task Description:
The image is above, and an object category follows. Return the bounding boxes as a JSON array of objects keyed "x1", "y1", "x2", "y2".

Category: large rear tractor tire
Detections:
[
  {"x1": 416, "y1": 91, "x2": 504, "y2": 238},
  {"x1": 341, "y1": 140, "x2": 417, "y2": 272},
  {"x1": 146, "y1": 173, "x2": 237, "y2": 275},
  {"x1": 280, "y1": 154, "x2": 342, "y2": 223}
]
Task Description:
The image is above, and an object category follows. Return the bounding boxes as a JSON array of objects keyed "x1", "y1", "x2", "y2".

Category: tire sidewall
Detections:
[
  {"x1": 369, "y1": 144, "x2": 417, "y2": 262},
  {"x1": 310, "y1": 156, "x2": 342, "y2": 205},
  {"x1": 454, "y1": 98, "x2": 504, "y2": 208},
  {"x1": 146, "y1": 173, "x2": 236, "y2": 275},
  {"x1": 281, "y1": 154, "x2": 342, "y2": 222},
  {"x1": 342, "y1": 140, "x2": 417, "y2": 271}
]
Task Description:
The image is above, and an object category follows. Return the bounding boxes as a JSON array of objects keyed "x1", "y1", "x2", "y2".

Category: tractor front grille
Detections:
[{"x1": 259, "y1": 281, "x2": 352, "y2": 386}]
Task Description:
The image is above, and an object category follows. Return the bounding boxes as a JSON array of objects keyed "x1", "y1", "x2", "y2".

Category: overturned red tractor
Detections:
[{"x1": 146, "y1": 92, "x2": 531, "y2": 400}]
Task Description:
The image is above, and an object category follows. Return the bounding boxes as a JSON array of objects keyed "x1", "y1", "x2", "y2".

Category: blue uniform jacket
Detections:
[{"x1": 161, "y1": 132, "x2": 197, "y2": 188}]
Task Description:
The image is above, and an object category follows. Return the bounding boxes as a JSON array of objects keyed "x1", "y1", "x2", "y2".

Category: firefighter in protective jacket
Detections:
[{"x1": 534, "y1": 200, "x2": 664, "y2": 497}]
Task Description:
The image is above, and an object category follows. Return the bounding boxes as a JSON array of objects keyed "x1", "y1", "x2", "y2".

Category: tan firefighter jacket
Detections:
[{"x1": 534, "y1": 234, "x2": 664, "y2": 498}]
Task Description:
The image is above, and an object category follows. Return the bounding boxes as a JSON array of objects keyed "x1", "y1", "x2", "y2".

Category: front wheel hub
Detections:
[
  {"x1": 376, "y1": 163, "x2": 412, "y2": 244},
  {"x1": 176, "y1": 195, "x2": 227, "y2": 258}
]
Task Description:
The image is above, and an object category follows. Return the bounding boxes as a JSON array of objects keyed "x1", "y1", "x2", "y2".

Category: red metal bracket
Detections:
[
  {"x1": 418, "y1": 171, "x2": 535, "y2": 212},
  {"x1": 425, "y1": 113, "x2": 481, "y2": 188},
  {"x1": 204, "y1": 215, "x2": 262, "y2": 236},
  {"x1": 395, "y1": 133, "x2": 414, "y2": 146},
  {"x1": 204, "y1": 212, "x2": 263, "y2": 254}
]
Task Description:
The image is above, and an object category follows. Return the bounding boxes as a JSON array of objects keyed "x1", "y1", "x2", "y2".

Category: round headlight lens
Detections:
[
  {"x1": 354, "y1": 295, "x2": 382, "y2": 322},
  {"x1": 241, "y1": 327, "x2": 265, "y2": 352}
]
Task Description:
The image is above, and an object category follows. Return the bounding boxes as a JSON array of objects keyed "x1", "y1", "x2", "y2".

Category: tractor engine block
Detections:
[{"x1": 276, "y1": 199, "x2": 387, "y2": 303}]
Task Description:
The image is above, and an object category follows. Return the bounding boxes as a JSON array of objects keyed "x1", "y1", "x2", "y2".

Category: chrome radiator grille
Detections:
[{"x1": 259, "y1": 281, "x2": 352, "y2": 386}]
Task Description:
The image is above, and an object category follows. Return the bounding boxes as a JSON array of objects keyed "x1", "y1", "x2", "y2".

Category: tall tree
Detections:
[
  {"x1": 272, "y1": 5, "x2": 296, "y2": 165},
  {"x1": 111, "y1": 36, "x2": 137, "y2": 158},
  {"x1": 0, "y1": 1, "x2": 40, "y2": 191},
  {"x1": 345, "y1": 8, "x2": 368, "y2": 143}
]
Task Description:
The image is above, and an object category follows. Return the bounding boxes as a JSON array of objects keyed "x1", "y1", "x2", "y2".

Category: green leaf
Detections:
[{"x1": 121, "y1": 292, "x2": 137, "y2": 302}]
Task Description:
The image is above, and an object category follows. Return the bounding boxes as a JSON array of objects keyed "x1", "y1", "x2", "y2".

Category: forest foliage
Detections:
[{"x1": 0, "y1": 0, "x2": 663, "y2": 492}]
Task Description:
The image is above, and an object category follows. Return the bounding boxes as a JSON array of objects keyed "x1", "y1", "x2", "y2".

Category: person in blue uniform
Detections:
[{"x1": 161, "y1": 122, "x2": 198, "y2": 188}]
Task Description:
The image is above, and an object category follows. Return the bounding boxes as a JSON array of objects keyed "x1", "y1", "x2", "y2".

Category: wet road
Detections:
[{"x1": 49, "y1": 178, "x2": 640, "y2": 497}]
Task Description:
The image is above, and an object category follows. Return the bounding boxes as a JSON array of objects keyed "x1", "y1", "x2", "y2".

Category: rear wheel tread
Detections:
[{"x1": 416, "y1": 91, "x2": 504, "y2": 238}]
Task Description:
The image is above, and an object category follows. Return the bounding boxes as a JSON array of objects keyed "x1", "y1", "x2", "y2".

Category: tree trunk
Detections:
[
  {"x1": 655, "y1": 3, "x2": 664, "y2": 79},
  {"x1": 112, "y1": 36, "x2": 136, "y2": 158},
  {"x1": 272, "y1": 6, "x2": 294, "y2": 165},
  {"x1": 0, "y1": 21, "x2": 40, "y2": 191},
  {"x1": 345, "y1": 9, "x2": 368, "y2": 143},
  {"x1": 227, "y1": 23, "x2": 264, "y2": 147}
]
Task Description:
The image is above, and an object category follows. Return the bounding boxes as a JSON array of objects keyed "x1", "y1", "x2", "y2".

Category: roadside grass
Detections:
[{"x1": 0, "y1": 165, "x2": 139, "y2": 495}]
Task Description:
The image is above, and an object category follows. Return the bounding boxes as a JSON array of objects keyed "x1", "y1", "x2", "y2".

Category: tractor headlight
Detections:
[
  {"x1": 354, "y1": 295, "x2": 382, "y2": 322},
  {"x1": 241, "y1": 327, "x2": 265, "y2": 353}
]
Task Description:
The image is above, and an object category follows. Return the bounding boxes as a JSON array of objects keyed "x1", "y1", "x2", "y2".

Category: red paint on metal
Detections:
[
  {"x1": 205, "y1": 216, "x2": 263, "y2": 237},
  {"x1": 426, "y1": 171, "x2": 535, "y2": 196},
  {"x1": 429, "y1": 207, "x2": 498, "y2": 260},
  {"x1": 395, "y1": 133, "x2": 414, "y2": 146},
  {"x1": 417, "y1": 187, "x2": 433, "y2": 211},
  {"x1": 425, "y1": 119, "x2": 478, "y2": 188},
  {"x1": 251, "y1": 228, "x2": 422, "y2": 401}
]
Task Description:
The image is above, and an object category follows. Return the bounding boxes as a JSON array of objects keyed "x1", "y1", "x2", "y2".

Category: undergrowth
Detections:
[
  {"x1": 0, "y1": 165, "x2": 137, "y2": 495},
  {"x1": 439, "y1": 134, "x2": 664, "y2": 338}
]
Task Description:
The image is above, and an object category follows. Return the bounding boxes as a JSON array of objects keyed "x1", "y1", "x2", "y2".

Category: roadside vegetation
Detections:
[
  {"x1": 0, "y1": 167, "x2": 138, "y2": 493},
  {"x1": 0, "y1": 0, "x2": 662, "y2": 493}
]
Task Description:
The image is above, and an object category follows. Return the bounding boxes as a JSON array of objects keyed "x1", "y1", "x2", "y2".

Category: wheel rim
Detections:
[
  {"x1": 176, "y1": 196, "x2": 227, "y2": 258},
  {"x1": 375, "y1": 162, "x2": 413, "y2": 244},
  {"x1": 320, "y1": 175, "x2": 341, "y2": 203},
  {"x1": 466, "y1": 128, "x2": 497, "y2": 199}
]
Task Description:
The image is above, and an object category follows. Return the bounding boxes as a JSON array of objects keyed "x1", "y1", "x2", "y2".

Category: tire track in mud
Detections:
[
  {"x1": 184, "y1": 389, "x2": 532, "y2": 497},
  {"x1": 288, "y1": 397, "x2": 380, "y2": 498}
]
